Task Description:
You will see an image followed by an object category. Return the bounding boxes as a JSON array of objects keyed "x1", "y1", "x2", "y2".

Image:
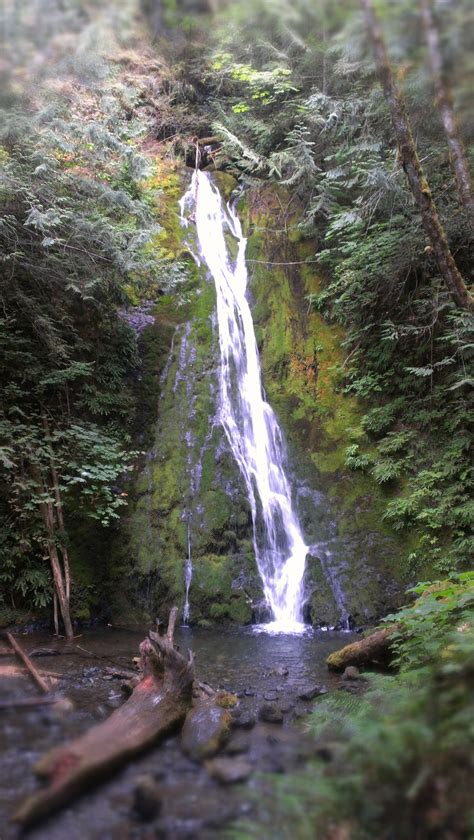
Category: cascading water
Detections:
[
  {"x1": 180, "y1": 171, "x2": 309, "y2": 633},
  {"x1": 183, "y1": 519, "x2": 192, "y2": 625}
]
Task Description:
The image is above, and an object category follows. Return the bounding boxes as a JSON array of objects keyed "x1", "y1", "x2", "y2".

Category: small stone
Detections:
[
  {"x1": 205, "y1": 757, "x2": 252, "y2": 784},
  {"x1": 215, "y1": 691, "x2": 238, "y2": 709},
  {"x1": 231, "y1": 712, "x2": 256, "y2": 730},
  {"x1": 274, "y1": 666, "x2": 289, "y2": 677},
  {"x1": 264, "y1": 690, "x2": 278, "y2": 702},
  {"x1": 82, "y1": 666, "x2": 100, "y2": 677},
  {"x1": 133, "y1": 775, "x2": 162, "y2": 821},
  {"x1": 244, "y1": 689, "x2": 255, "y2": 697},
  {"x1": 297, "y1": 685, "x2": 327, "y2": 701},
  {"x1": 293, "y1": 705, "x2": 310, "y2": 719},
  {"x1": 338, "y1": 684, "x2": 359, "y2": 695},
  {"x1": 342, "y1": 666, "x2": 361, "y2": 681},
  {"x1": 258, "y1": 703, "x2": 283, "y2": 724},
  {"x1": 225, "y1": 733, "x2": 250, "y2": 755}
]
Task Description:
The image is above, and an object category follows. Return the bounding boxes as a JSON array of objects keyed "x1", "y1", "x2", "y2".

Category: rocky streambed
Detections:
[{"x1": 0, "y1": 625, "x2": 358, "y2": 839}]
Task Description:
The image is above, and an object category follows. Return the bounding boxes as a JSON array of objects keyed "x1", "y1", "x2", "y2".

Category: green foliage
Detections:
[
  {"x1": 231, "y1": 576, "x2": 474, "y2": 838},
  {"x1": 0, "y1": 0, "x2": 186, "y2": 617},
  {"x1": 201, "y1": 0, "x2": 473, "y2": 576}
]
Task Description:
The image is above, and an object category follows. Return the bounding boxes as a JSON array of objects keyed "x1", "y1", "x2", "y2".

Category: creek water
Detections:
[
  {"x1": 0, "y1": 625, "x2": 355, "y2": 839},
  {"x1": 180, "y1": 172, "x2": 309, "y2": 632}
]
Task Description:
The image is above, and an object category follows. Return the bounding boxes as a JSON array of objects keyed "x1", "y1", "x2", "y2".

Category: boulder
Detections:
[{"x1": 181, "y1": 703, "x2": 231, "y2": 760}]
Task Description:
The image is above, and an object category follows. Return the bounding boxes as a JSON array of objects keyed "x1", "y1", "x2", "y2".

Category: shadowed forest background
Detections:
[{"x1": 0, "y1": 0, "x2": 473, "y2": 837}]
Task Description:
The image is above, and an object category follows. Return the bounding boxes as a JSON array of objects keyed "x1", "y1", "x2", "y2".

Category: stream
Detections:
[{"x1": 0, "y1": 625, "x2": 356, "y2": 839}]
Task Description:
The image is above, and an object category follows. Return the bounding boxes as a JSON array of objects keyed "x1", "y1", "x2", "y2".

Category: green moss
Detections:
[{"x1": 243, "y1": 183, "x2": 413, "y2": 623}]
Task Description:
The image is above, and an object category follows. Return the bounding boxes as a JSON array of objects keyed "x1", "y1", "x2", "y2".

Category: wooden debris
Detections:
[
  {"x1": 6, "y1": 632, "x2": 51, "y2": 693},
  {"x1": 14, "y1": 608, "x2": 194, "y2": 827},
  {"x1": 326, "y1": 627, "x2": 397, "y2": 672}
]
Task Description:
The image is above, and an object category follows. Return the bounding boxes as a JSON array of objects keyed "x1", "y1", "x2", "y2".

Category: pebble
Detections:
[
  {"x1": 263, "y1": 690, "x2": 278, "y2": 701},
  {"x1": 293, "y1": 705, "x2": 310, "y2": 719},
  {"x1": 133, "y1": 775, "x2": 162, "y2": 821},
  {"x1": 231, "y1": 712, "x2": 256, "y2": 730},
  {"x1": 225, "y1": 733, "x2": 250, "y2": 755},
  {"x1": 342, "y1": 666, "x2": 363, "y2": 681},
  {"x1": 258, "y1": 703, "x2": 283, "y2": 724},
  {"x1": 297, "y1": 685, "x2": 327, "y2": 701},
  {"x1": 205, "y1": 756, "x2": 252, "y2": 784}
]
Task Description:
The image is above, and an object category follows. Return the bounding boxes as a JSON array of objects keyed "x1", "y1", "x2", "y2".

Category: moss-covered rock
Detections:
[
  {"x1": 239, "y1": 184, "x2": 412, "y2": 626},
  {"x1": 115, "y1": 170, "x2": 413, "y2": 629}
]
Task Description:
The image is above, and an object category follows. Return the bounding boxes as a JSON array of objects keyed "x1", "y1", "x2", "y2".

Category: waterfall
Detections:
[
  {"x1": 183, "y1": 519, "x2": 192, "y2": 625},
  {"x1": 180, "y1": 171, "x2": 308, "y2": 633}
]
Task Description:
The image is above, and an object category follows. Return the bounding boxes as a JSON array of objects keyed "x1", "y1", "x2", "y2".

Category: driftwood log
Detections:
[
  {"x1": 6, "y1": 632, "x2": 51, "y2": 694},
  {"x1": 326, "y1": 627, "x2": 397, "y2": 672},
  {"x1": 14, "y1": 608, "x2": 194, "y2": 827}
]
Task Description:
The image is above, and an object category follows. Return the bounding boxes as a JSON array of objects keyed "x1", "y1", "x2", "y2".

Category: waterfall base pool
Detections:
[{"x1": 0, "y1": 625, "x2": 357, "y2": 839}]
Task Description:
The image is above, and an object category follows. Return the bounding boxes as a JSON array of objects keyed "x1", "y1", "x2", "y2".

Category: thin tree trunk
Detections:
[
  {"x1": 30, "y1": 456, "x2": 74, "y2": 640},
  {"x1": 419, "y1": 0, "x2": 474, "y2": 230},
  {"x1": 360, "y1": 0, "x2": 473, "y2": 311},
  {"x1": 42, "y1": 414, "x2": 71, "y2": 600},
  {"x1": 41, "y1": 498, "x2": 74, "y2": 640}
]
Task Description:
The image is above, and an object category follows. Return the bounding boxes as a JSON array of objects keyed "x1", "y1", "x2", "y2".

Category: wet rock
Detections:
[
  {"x1": 279, "y1": 699, "x2": 294, "y2": 714},
  {"x1": 133, "y1": 775, "x2": 162, "y2": 821},
  {"x1": 105, "y1": 693, "x2": 122, "y2": 709},
  {"x1": 272, "y1": 665, "x2": 289, "y2": 677},
  {"x1": 244, "y1": 688, "x2": 255, "y2": 697},
  {"x1": 264, "y1": 690, "x2": 278, "y2": 702},
  {"x1": 258, "y1": 703, "x2": 283, "y2": 724},
  {"x1": 225, "y1": 733, "x2": 250, "y2": 755},
  {"x1": 293, "y1": 705, "x2": 310, "y2": 719},
  {"x1": 215, "y1": 690, "x2": 238, "y2": 709},
  {"x1": 338, "y1": 684, "x2": 359, "y2": 695},
  {"x1": 205, "y1": 756, "x2": 252, "y2": 784},
  {"x1": 181, "y1": 703, "x2": 231, "y2": 760},
  {"x1": 342, "y1": 666, "x2": 364, "y2": 681},
  {"x1": 82, "y1": 666, "x2": 100, "y2": 677},
  {"x1": 231, "y1": 711, "x2": 256, "y2": 729},
  {"x1": 297, "y1": 685, "x2": 327, "y2": 701}
]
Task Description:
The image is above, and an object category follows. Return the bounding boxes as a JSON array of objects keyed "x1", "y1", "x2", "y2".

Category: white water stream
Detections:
[{"x1": 180, "y1": 171, "x2": 308, "y2": 633}]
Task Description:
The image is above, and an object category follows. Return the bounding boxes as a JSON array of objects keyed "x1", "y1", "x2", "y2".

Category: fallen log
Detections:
[
  {"x1": 6, "y1": 632, "x2": 50, "y2": 694},
  {"x1": 326, "y1": 627, "x2": 397, "y2": 672},
  {"x1": 14, "y1": 608, "x2": 194, "y2": 827}
]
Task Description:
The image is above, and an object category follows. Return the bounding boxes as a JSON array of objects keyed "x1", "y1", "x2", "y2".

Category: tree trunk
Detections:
[
  {"x1": 360, "y1": 0, "x2": 473, "y2": 311},
  {"x1": 14, "y1": 609, "x2": 194, "y2": 827},
  {"x1": 419, "y1": 0, "x2": 474, "y2": 230},
  {"x1": 40, "y1": 496, "x2": 74, "y2": 640},
  {"x1": 42, "y1": 414, "x2": 71, "y2": 601}
]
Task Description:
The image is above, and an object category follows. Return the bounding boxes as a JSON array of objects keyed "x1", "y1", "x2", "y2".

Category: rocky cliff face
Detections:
[{"x1": 114, "y1": 166, "x2": 411, "y2": 628}]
